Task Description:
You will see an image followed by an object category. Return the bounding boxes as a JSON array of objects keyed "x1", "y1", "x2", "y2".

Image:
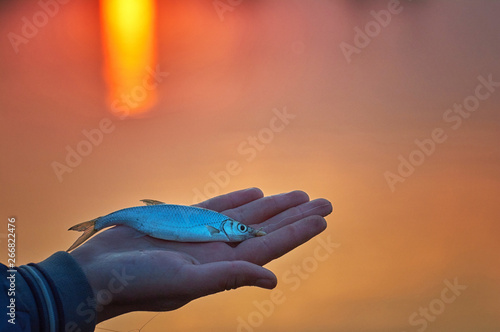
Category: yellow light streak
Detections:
[{"x1": 100, "y1": 0, "x2": 157, "y2": 116}]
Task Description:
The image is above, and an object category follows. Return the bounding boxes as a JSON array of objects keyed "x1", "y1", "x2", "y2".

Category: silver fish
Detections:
[{"x1": 66, "y1": 199, "x2": 265, "y2": 251}]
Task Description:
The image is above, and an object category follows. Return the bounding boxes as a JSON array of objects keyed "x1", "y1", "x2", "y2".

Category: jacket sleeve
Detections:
[{"x1": 1, "y1": 251, "x2": 97, "y2": 332}]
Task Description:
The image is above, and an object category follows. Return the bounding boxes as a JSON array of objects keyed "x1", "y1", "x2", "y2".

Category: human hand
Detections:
[{"x1": 70, "y1": 188, "x2": 333, "y2": 322}]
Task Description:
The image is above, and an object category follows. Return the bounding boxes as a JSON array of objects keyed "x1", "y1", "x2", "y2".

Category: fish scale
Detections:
[
  {"x1": 97, "y1": 205, "x2": 226, "y2": 227},
  {"x1": 67, "y1": 201, "x2": 265, "y2": 251}
]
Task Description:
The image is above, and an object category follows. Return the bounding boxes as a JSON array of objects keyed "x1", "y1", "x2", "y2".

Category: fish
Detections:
[{"x1": 66, "y1": 199, "x2": 266, "y2": 252}]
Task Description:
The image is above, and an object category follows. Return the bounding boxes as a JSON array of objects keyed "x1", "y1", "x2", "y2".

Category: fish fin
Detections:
[
  {"x1": 67, "y1": 219, "x2": 99, "y2": 252},
  {"x1": 206, "y1": 225, "x2": 220, "y2": 235},
  {"x1": 140, "y1": 199, "x2": 166, "y2": 206}
]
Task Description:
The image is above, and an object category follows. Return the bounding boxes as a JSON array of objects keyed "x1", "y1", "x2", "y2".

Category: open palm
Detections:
[{"x1": 70, "y1": 188, "x2": 333, "y2": 323}]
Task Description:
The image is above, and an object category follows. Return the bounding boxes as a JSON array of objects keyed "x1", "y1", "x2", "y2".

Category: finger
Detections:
[
  {"x1": 181, "y1": 261, "x2": 277, "y2": 299},
  {"x1": 258, "y1": 198, "x2": 333, "y2": 233},
  {"x1": 193, "y1": 187, "x2": 263, "y2": 212},
  {"x1": 223, "y1": 190, "x2": 310, "y2": 225},
  {"x1": 235, "y1": 215, "x2": 328, "y2": 266}
]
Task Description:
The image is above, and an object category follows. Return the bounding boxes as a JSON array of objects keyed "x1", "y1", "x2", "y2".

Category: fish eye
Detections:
[{"x1": 238, "y1": 224, "x2": 247, "y2": 232}]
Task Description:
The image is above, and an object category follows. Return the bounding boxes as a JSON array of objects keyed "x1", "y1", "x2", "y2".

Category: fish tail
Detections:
[{"x1": 67, "y1": 219, "x2": 99, "y2": 252}]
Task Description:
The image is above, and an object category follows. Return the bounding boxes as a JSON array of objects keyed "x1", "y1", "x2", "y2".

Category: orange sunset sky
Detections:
[{"x1": 1, "y1": 1, "x2": 499, "y2": 331}]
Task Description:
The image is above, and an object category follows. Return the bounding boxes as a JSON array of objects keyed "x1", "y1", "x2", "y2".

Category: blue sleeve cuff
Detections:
[{"x1": 34, "y1": 251, "x2": 97, "y2": 332}]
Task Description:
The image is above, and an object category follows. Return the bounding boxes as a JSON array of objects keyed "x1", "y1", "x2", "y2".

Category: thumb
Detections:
[{"x1": 185, "y1": 260, "x2": 277, "y2": 297}]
